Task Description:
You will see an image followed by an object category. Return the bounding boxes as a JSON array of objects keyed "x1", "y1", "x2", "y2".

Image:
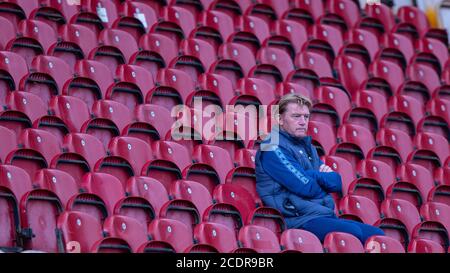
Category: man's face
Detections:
[{"x1": 279, "y1": 103, "x2": 310, "y2": 138}]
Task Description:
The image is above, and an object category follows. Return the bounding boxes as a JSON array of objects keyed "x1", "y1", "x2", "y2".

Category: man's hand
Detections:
[{"x1": 319, "y1": 164, "x2": 333, "y2": 173}]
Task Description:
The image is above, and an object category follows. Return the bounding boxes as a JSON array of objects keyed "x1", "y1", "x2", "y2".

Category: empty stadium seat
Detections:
[
  {"x1": 337, "y1": 124, "x2": 375, "y2": 157},
  {"x1": 335, "y1": 56, "x2": 368, "y2": 99},
  {"x1": 238, "y1": 225, "x2": 281, "y2": 253},
  {"x1": 408, "y1": 238, "x2": 445, "y2": 253},
  {"x1": 103, "y1": 215, "x2": 149, "y2": 252},
  {"x1": 279, "y1": 229, "x2": 323, "y2": 253},
  {"x1": 420, "y1": 202, "x2": 450, "y2": 235},
  {"x1": 57, "y1": 210, "x2": 129, "y2": 253},
  {"x1": 20, "y1": 189, "x2": 63, "y2": 252},
  {"x1": 202, "y1": 202, "x2": 244, "y2": 240},
  {"x1": 0, "y1": 52, "x2": 28, "y2": 96},
  {"x1": 213, "y1": 184, "x2": 259, "y2": 223},
  {"x1": 63, "y1": 133, "x2": 106, "y2": 170},
  {"x1": 148, "y1": 218, "x2": 193, "y2": 253},
  {"x1": 108, "y1": 136, "x2": 153, "y2": 176},
  {"x1": 194, "y1": 222, "x2": 238, "y2": 253},
  {"x1": 0, "y1": 126, "x2": 17, "y2": 163},
  {"x1": 125, "y1": 176, "x2": 169, "y2": 217},
  {"x1": 376, "y1": 128, "x2": 414, "y2": 163},
  {"x1": 414, "y1": 132, "x2": 449, "y2": 164},
  {"x1": 323, "y1": 232, "x2": 365, "y2": 253},
  {"x1": 338, "y1": 195, "x2": 380, "y2": 225},
  {"x1": 5, "y1": 91, "x2": 47, "y2": 125},
  {"x1": 171, "y1": 180, "x2": 213, "y2": 215},
  {"x1": 34, "y1": 168, "x2": 79, "y2": 207},
  {"x1": 356, "y1": 159, "x2": 396, "y2": 194},
  {"x1": 295, "y1": 51, "x2": 333, "y2": 78},
  {"x1": 364, "y1": 235, "x2": 405, "y2": 253}
]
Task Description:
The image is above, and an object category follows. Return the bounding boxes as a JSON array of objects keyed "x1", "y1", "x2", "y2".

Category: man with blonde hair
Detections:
[{"x1": 255, "y1": 94, "x2": 384, "y2": 245}]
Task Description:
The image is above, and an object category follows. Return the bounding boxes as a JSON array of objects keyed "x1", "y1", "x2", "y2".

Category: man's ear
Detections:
[{"x1": 277, "y1": 113, "x2": 282, "y2": 126}]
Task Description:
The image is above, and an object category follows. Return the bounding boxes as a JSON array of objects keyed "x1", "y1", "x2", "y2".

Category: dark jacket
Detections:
[{"x1": 255, "y1": 129, "x2": 343, "y2": 228}]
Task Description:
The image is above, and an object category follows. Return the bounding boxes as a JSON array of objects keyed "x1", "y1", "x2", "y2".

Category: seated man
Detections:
[{"x1": 255, "y1": 93, "x2": 384, "y2": 244}]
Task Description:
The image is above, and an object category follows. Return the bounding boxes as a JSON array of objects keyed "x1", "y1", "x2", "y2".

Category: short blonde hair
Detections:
[{"x1": 277, "y1": 93, "x2": 312, "y2": 115}]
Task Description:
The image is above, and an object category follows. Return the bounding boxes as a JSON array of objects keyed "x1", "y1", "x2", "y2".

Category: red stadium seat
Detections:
[
  {"x1": 0, "y1": 17, "x2": 16, "y2": 51},
  {"x1": 238, "y1": 225, "x2": 281, "y2": 253},
  {"x1": 152, "y1": 140, "x2": 192, "y2": 171},
  {"x1": 408, "y1": 238, "x2": 445, "y2": 253},
  {"x1": 135, "y1": 104, "x2": 174, "y2": 139},
  {"x1": 428, "y1": 185, "x2": 450, "y2": 207},
  {"x1": 118, "y1": 1, "x2": 158, "y2": 34},
  {"x1": 236, "y1": 77, "x2": 275, "y2": 106},
  {"x1": 414, "y1": 132, "x2": 449, "y2": 166},
  {"x1": 329, "y1": 142, "x2": 365, "y2": 173},
  {"x1": 324, "y1": 0, "x2": 360, "y2": 31},
  {"x1": 139, "y1": 33, "x2": 178, "y2": 69},
  {"x1": 246, "y1": 207, "x2": 286, "y2": 239},
  {"x1": 334, "y1": 55, "x2": 368, "y2": 98},
  {"x1": 345, "y1": 28, "x2": 379, "y2": 61},
  {"x1": 0, "y1": 126, "x2": 17, "y2": 163},
  {"x1": 426, "y1": 97, "x2": 450, "y2": 126},
  {"x1": 63, "y1": 133, "x2": 106, "y2": 170},
  {"x1": 161, "y1": 6, "x2": 196, "y2": 42},
  {"x1": 108, "y1": 136, "x2": 153, "y2": 176},
  {"x1": 420, "y1": 202, "x2": 450, "y2": 235},
  {"x1": 407, "y1": 149, "x2": 442, "y2": 174},
  {"x1": 194, "y1": 222, "x2": 238, "y2": 253},
  {"x1": 5, "y1": 91, "x2": 47, "y2": 124},
  {"x1": 81, "y1": 0, "x2": 119, "y2": 29},
  {"x1": 18, "y1": 19, "x2": 57, "y2": 54},
  {"x1": 363, "y1": 2, "x2": 395, "y2": 33},
  {"x1": 234, "y1": 148, "x2": 256, "y2": 168},
  {"x1": 337, "y1": 124, "x2": 375, "y2": 157},
  {"x1": 272, "y1": 19, "x2": 308, "y2": 55},
  {"x1": 0, "y1": 52, "x2": 28, "y2": 95},
  {"x1": 74, "y1": 59, "x2": 114, "y2": 101},
  {"x1": 198, "y1": 10, "x2": 234, "y2": 41},
  {"x1": 213, "y1": 184, "x2": 258, "y2": 223},
  {"x1": 92, "y1": 100, "x2": 133, "y2": 133},
  {"x1": 280, "y1": 229, "x2": 323, "y2": 253},
  {"x1": 397, "y1": 6, "x2": 430, "y2": 37},
  {"x1": 307, "y1": 121, "x2": 335, "y2": 156},
  {"x1": 356, "y1": 159, "x2": 396, "y2": 193},
  {"x1": 80, "y1": 172, "x2": 124, "y2": 215},
  {"x1": 193, "y1": 144, "x2": 235, "y2": 185},
  {"x1": 137, "y1": 240, "x2": 176, "y2": 253},
  {"x1": 323, "y1": 232, "x2": 364, "y2": 253},
  {"x1": 338, "y1": 195, "x2": 380, "y2": 225},
  {"x1": 256, "y1": 47, "x2": 294, "y2": 80},
  {"x1": 148, "y1": 218, "x2": 193, "y2": 253},
  {"x1": 19, "y1": 189, "x2": 63, "y2": 252},
  {"x1": 103, "y1": 215, "x2": 149, "y2": 252},
  {"x1": 19, "y1": 128, "x2": 61, "y2": 167},
  {"x1": 34, "y1": 168, "x2": 78, "y2": 207},
  {"x1": 180, "y1": 38, "x2": 217, "y2": 72},
  {"x1": 49, "y1": 95, "x2": 90, "y2": 133},
  {"x1": 323, "y1": 155, "x2": 356, "y2": 196},
  {"x1": 295, "y1": 51, "x2": 333, "y2": 78},
  {"x1": 406, "y1": 63, "x2": 441, "y2": 96},
  {"x1": 169, "y1": 180, "x2": 213, "y2": 218},
  {"x1": 0, "y1": 164, "x2": 33, "y2": 212},
  {"x1": 125, "y1": 176, "x2": 169, "y2": 217},
  {"x1": 159, "y1": 199, "x2": 200, "y2": 236},
  {"x1": 364, "y1": 235, "x2": 405, "y2": 253},
  {"x1": 57, "y1": 210, "x2": 129, "y2": 253},
  {"x1": 218, "y1": 42, "x2": 256, "y2": 77},
  {"x1": 388, "y1": 95, "x2": 425, "y2": 129},
  {"x1": 376, "y1": 128, "x2": 414, "y2": 163}
]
